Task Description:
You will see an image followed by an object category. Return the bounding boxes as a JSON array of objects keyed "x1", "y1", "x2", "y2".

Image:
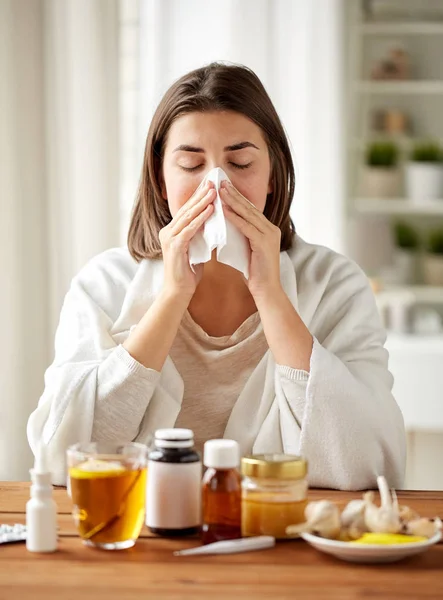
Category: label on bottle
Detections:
[{"x1": 146, "y1": 460, "x2": 202, "y2": 529}]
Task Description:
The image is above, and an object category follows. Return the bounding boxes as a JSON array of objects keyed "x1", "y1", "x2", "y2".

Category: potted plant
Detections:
[
  {"x1": 360, "y1": 141, "x2": 400, "y2": 198},
  {"x1": 392, "y1": 221, "x2": 419, "y2": 284},
  {"x1": 423, "y1": 229, "x2": 443, "y2": 286},
  {"x1": 405, "y1": 141, "x2": 443, "y2": 202}
]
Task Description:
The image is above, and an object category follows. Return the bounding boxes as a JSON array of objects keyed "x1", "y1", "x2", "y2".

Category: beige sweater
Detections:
[
  {"x1": 172, "y1": 311, "x2": 268, "y2": 452},
  {"x1": 27, "y1": 235, "x2": 406, "y2": 489}
]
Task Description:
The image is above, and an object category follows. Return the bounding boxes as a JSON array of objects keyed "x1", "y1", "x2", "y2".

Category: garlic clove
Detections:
[
  {"x1": 365, "y1": 505, "x2": 402, "y2": 534},
  {"x1": 341, "y1": 497, "x2": 370, "y2": 540},
  {"x1": 364, "y1": 485, "x2": 402, "y2": 535},
  {"x1": 305, "y1": 500, "x2": 341, "y2": 539},
  {"x1": 377, "y1": 475, "x2": 393, "y2": 510},
  {"x1": 305, "y1": 500, "x2": 332, "y2": 522},
  {"x1": 286, "y1": 500, "x2": 341, "y2": 540},
  {"x1": 285, "y1": 522, "x2": 310, "y2": 538},
  {"x1": 341, "y1": 499, "x2": 367, "y2": 528},
  {"x1": 404, "y1": 517, "x2": 442, "y2": 539},
  {"x1": 346, "y1": 514, "x2": 369, "y2": 540},
  {"x1": 399, "y1": 505, "x2": 420, "y2": 524}
]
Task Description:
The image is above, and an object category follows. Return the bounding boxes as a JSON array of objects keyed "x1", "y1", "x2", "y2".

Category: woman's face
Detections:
[{"x1": 161, "y1": 110, "x2": 272, "y2": 217}]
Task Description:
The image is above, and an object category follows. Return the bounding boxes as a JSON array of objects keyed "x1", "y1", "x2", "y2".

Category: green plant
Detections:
[
  {"x1": 394, "y1": 222, "x2": 419, "y2": 250},
  {"x1": 366, "y1": 142, "x2": 399, "y2": 168},
  {"x1": 427, "y1": 229, "x2": 443, "y2": 255},
  {"x1": 410, "y1": 141, "x2": 443, "y2": 163}
]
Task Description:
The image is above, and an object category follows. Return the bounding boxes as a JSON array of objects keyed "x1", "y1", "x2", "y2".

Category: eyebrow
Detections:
[{"x1": 173, "y1": 141, "x2": 259, "y2": 153}]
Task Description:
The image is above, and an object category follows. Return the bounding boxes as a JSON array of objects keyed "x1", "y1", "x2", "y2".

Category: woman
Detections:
[{"x1": 28, "y1": 63, "x2": 406, "y2": 489}]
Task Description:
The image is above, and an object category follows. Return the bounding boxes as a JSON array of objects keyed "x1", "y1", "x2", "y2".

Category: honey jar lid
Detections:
[{"x1": 241, "y1": 454, "x2": 307, "y2": 479}]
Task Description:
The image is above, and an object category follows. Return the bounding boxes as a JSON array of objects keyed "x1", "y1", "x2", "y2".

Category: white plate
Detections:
[{"x1": 301, "y1": 531, "x2": 442, "y2": 564}]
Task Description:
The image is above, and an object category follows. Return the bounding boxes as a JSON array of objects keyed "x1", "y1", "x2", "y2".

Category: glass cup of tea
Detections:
[{"x1": 67, "y1": 442, "x2": 149, "y2": 550}]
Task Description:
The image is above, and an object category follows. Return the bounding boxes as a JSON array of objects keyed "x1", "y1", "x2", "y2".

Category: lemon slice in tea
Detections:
[{"x1": 69, "y1": 459, "x2": 127, "y2": 479}]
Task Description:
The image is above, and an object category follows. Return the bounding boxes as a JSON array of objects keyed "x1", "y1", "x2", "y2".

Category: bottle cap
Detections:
[
  {"x1": 155, "y1": 429, "x2": 194, "y2": 441},
  {"x1": 203, "y1": 440, "x2": 240, "y2": 469},
  {"x1": 154, "y1": 428, "x2": 194, "y2": 448},
  {"x1": 241, "y1": 454, "x2": 307, "y2": 480}
]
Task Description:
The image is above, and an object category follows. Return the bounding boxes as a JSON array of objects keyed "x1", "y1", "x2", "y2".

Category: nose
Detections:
[
  {"x1": 202, "y1": 163, "x2": 219, "y2": 178},
  {"x1": 201, "y1": 166, "x2": 227, "y2": 191}
]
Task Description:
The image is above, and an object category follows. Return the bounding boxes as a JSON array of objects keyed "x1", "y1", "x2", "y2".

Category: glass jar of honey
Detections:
[{"x1": 241, "y1": 454, "x2": 308, "y2": 539}]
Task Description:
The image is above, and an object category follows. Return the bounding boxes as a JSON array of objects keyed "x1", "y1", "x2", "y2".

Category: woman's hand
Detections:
[
  {"x1": 159, "y1": 180, "x2": 216, "y2": 298},
  {"x1": 219, "y1": 180, "x2": 282, "y2": 300},
  {"x1": 220, "y1": 180, "x2": 312, "y2": 370}
]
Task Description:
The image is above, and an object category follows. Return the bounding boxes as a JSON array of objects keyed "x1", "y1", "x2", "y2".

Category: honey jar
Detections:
[{"x1": 241, "y1": 454, "x2": 308, "y2": 539}]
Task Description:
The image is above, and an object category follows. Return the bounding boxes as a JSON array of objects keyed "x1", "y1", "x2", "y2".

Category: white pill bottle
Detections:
[{"x1": 146, "y1": 429, "x2": 202, "y2": 536}]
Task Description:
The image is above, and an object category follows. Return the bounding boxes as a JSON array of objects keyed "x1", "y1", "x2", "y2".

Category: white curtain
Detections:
[
  {"x1": 0, "y1": 0, "x2": 120, "y2": 480},
  {"x1": 138, "y1": 0, "x2": 345, "y2": 252}
]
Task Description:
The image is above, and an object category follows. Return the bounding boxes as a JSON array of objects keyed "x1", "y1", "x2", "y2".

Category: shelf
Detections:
[
  {"x1": 353, "y1": 137, "x2": 443, "y2": 150},
  {"x1": 355, "y1": 198, "x2": 443, "y2": 215},
  {"x1": 356, "y1": 81, "x2": 443, "y2": 94},
  {"x1": 377, "y1": 285, "x2": 443, "y2": 304},
  {"x1": 360, "y1": 22, "x2": 443, "y2": 35},
  {"x1": 402, "y1": 286, "x2": 443, "y2": 303},
  {"x1": 386, "y1": 331, "x2": 443, "y2": 350}
]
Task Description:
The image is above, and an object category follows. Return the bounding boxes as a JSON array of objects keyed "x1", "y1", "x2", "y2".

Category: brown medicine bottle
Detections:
[{"x1": 201, "y1": 439, "x2": 242, "y2": 545}]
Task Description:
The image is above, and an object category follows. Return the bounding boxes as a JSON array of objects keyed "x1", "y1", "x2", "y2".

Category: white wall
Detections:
[{"x1": 406, "y1": 432, "x2": 443, "y2": 490}]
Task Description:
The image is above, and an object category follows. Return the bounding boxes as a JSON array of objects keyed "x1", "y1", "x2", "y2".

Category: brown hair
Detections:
[{"x1": 128, "y1": 62, "x2": 295, "y2": 261}]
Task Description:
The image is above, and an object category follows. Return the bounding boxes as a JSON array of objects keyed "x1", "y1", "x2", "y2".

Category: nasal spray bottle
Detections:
[{"x1": 26, "y1": 443, "x2": 57, "y2": 553}]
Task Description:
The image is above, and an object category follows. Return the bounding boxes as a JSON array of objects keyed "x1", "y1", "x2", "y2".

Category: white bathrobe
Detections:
[{"x1": 27, "y1": 235, "x2": 406, "y2": 489}]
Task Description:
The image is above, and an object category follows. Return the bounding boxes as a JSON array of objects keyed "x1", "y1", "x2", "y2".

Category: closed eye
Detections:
[
  {"x1": 179, "y1": 162, "x2": 252, "y2": 173},
  {"x1": 179, "y1": 165, "x2": 203, "y2": 172},
  {"x1": 229, "y1": 161, "x2": 252, "y2": 170}
]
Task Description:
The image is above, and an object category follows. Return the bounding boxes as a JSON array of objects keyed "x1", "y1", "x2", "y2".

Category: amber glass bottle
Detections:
[{"x1": 201, "y1": 440, "x2": 242, "y2": 545}]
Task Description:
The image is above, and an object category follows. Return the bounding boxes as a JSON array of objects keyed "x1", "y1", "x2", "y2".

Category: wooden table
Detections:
[{"x1": 0, "y1": 483, "x2": 442, "y2": 599}]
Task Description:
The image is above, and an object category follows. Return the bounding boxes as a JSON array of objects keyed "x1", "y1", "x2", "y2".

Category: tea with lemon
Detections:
[{"x1": 69, "y1": 459, "x2": 147, "y2": 546}]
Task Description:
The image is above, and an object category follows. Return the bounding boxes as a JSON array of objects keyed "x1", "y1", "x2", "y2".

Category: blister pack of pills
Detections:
[{"x1": 0, "y1": 524, "x2": 27, "y2": 544}]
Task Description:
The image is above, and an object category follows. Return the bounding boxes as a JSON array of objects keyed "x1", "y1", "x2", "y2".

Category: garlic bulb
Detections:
[
  {"x1": 364, "y1": 476, "x2": 402, "y2": 534},
  {"x1": 286, "y1": 500, "x2": 341, "y2": 540}
]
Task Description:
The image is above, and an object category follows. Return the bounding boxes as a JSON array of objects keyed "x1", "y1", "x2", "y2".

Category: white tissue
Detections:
[{"x1": 188, "y1": 167, "x2": 250, "y2": 278}]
